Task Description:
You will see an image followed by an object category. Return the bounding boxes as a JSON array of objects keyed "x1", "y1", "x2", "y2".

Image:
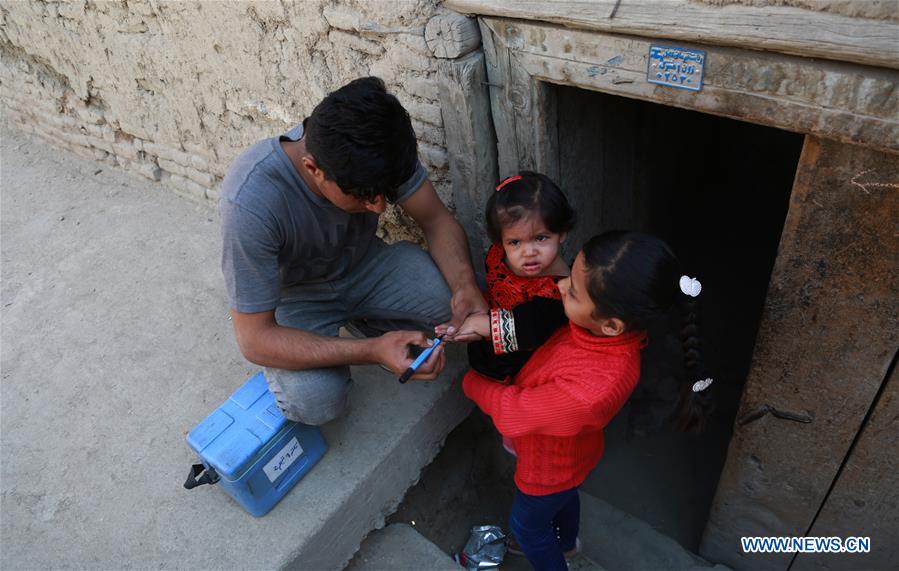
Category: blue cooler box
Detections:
[{"x1": 184, "y1": 372, "x2": 327, "y2": 516}]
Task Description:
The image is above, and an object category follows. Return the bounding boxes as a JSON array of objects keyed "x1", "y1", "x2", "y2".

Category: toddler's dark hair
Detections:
[
  {"x1": 581, "y1": 231, "x2": 714, "y2": 432},
  {"x1": 305, "y1": 76, "x2": 418, "y2": 204},
  {"x1": 485, "y1": 172, "x2": 575, "y2": 243}
]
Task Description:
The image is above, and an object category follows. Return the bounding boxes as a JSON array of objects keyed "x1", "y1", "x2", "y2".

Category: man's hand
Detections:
[
  {"x1": 370, "y1": 330, "x2": 446, "y2": 381},
  {"x1": 435, "y1": 284, "x2": 489, "y2": 342},
  {"x1": 452, "y1": 283, "x2": 490, "y2": 324}
]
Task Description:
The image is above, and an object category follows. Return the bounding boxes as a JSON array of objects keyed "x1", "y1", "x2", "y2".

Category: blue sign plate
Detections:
[{"x1": 647, "y1": 45, "x2": 705, "y2": 91}]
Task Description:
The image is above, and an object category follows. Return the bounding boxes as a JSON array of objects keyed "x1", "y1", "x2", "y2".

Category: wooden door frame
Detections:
[
  {"x1": 467, "y1": 15, "x2": 898, "y2": 571},
  {"x1": 477, "y1": 17, "x2": 898, "y2": 179}
]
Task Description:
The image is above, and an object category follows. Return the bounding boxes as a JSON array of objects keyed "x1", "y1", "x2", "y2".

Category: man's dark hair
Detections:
[{"x1": 305, "y1": 77, "x2": 418, "y2": 204}]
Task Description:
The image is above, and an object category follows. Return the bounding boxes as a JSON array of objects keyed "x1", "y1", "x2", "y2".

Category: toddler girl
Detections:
[
  {"x1": 451, "y1": 172, "x2": 575, "y2": 382},
  {"x1": 462, "y1": 231, "x2": 714, "y2": 570}
]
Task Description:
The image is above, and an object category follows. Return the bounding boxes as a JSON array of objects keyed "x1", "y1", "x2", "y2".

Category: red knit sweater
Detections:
[{"x1": 463, "y1": 323, "x2": 646, "y2": 496}]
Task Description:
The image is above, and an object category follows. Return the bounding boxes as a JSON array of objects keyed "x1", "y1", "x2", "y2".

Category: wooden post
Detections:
[
  {"x1": 794, "y1": 360, "x2": 898, "y2": 570},
  {"x1": 700, "y1": 137, "x2": 899, "y2": 570},
  {"x1": 426, "y1": 11, "x2": 482, "y2": 59},
  {"x1": 478, "y1": 19, "x2": 560, "y2": 181},
  {"x1": 430, "y1": 11, "x2": 498, "y2": 274}
]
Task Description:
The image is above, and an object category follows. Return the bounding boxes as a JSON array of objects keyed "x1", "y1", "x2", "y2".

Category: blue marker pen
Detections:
[{"x1": 398, "y1": 336, "x2": 443, "y2": 384}]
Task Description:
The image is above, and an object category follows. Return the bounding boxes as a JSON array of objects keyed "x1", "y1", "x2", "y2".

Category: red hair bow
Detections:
[{"x1": 495, "y1": 175, "x2": 523, "y2": 192}]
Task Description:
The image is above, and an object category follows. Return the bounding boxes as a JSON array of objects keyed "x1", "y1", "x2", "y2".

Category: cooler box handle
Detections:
[{"x1": 184, "y1": 463, "x2": 219, "y2": 489}]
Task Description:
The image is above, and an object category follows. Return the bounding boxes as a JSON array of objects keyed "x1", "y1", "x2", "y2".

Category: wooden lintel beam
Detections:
[{"x1": 445, "y1": 0, "x2": 899, "y2": 71}]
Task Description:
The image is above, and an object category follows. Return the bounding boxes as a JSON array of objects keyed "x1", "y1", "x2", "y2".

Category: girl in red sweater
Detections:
[{"x1": 459, "y1": 231, "x2": 713, "y2": 571}]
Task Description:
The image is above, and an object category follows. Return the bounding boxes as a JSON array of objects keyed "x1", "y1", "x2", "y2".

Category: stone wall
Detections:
[{"x1": 0, "y1": 0, "x2": 450, "y2": 241}]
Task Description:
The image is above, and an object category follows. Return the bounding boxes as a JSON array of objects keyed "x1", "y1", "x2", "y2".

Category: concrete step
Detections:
[
  {"x1": 346, "y1": 524, "x2": 460, "y2": 571},
  {"x1": 0, "y1": 125, "x2": 471, "y2": 570},
  {"x1": 260, "y1": 352, "x2": 470, "y2": 570},
  {"x1": 567, "y1": 553, "x2": 606, "y2": 571},
  {"x1": 346, "y1": 524, "x2": 606, "y2": 571},
  {"x1": 578, "y1": 492, "x2": 731, "y2": 571},
  {"x1": 384, "y1": 411, "x2": 730, "y2": 571},
  {"x1": 502, "y1": 550, "x2": 605, "y2": 571},
  {"x1": 445, "y1": 492, "x2": 724, "y2": 571},
  {"x1": 345, "y1": 523, "x2": 603, "y2": 571}
]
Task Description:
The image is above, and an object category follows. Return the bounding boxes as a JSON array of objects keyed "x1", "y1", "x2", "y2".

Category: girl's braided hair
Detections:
[{"x1": 581, "y1": 231, "x2": 714, "y2": 432}]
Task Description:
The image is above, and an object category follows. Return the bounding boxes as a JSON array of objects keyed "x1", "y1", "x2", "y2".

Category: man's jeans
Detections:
[{"x1": 264, "y1": 239, "x2": 452, "y2": 425}]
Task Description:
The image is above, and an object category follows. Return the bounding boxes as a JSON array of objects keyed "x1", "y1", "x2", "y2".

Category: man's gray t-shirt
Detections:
[{"x1": 220, "y1": 122, "x2": 427, "y2": 313}]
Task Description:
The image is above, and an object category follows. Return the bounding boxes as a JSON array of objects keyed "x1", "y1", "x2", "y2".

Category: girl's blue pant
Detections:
[{"x1": 509, "y1": 486, "x2": 580, "y2": 571}]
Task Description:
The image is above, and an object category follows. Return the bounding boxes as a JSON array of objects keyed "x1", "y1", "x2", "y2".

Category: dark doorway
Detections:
[{"x1": 554, "y1": 85, "x2": 805, "y2": 550}]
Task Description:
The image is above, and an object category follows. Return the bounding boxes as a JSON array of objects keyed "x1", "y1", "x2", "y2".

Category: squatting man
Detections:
[{"x1": 219, "y1": 77, "x2": 487, "y2": 424}]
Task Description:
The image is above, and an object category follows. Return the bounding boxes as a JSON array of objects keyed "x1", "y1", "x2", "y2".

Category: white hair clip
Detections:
[
  {"x1": 692, "y1": 378, "x2": 714, "y2": 393},
  {"x1": 679, "y1": 275, "x2": 702, "y2": 297}
]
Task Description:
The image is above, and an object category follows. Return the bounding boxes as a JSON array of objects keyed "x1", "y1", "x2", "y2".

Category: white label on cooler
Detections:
[{"x1": 263, "y1": 437, "x2": 304, "y2": 483}]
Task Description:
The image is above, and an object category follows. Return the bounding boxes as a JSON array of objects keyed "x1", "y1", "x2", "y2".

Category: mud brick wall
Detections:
[{"x1": 0, "y1": 0, "x2": 449, "y2": 241}]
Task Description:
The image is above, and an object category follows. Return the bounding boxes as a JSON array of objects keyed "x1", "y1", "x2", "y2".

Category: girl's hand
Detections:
[{"x1": 438, "y1": 312, "x2": 489, "y2": 343}]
